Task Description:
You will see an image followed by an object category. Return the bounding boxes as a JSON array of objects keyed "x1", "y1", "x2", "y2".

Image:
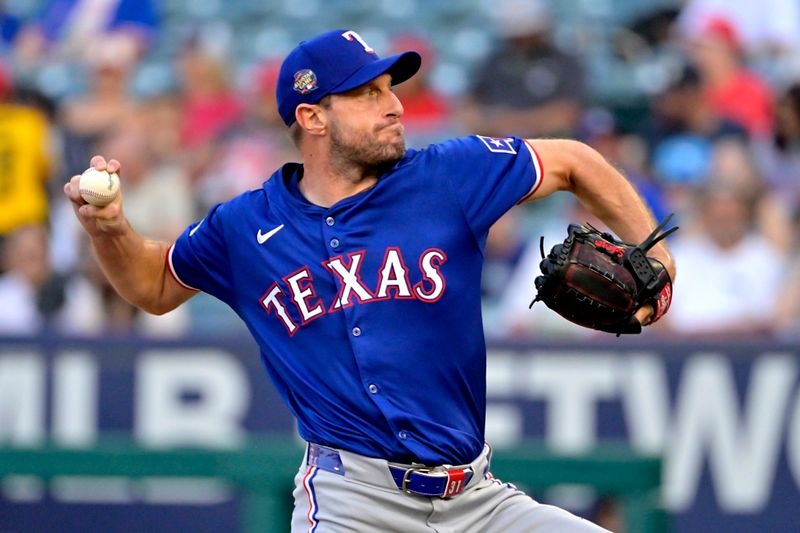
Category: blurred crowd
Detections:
[{"x1": 1, "y1": 0, "x2": 799, "y2": 341}]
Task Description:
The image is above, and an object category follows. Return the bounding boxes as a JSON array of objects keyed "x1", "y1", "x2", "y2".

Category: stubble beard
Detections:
[{"x1": 328, "y1": 120, "x2": 406, "y2": 176}]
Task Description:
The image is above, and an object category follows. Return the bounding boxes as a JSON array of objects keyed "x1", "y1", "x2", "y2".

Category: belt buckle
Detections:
[{"x1": 401, "y1": 466, "x2": 431, "y2": 495}]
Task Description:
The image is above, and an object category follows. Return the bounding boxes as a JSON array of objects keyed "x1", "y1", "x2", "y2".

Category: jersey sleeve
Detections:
[
  {"x1": 167, "y1": 203, "x2": 234, "y2": 305},
  {"x1": 429, "y1": 135, "x2": 543, "y2": 238}
]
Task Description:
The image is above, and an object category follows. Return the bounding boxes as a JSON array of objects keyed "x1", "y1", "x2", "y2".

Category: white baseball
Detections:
[{"x1": 79, "y1": 167, "x2": 120, "y2": 207}]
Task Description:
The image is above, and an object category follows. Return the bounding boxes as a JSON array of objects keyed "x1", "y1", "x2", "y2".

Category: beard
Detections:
[{"x1": 328, "y1": 119, "x2": 406, "y2": 174}]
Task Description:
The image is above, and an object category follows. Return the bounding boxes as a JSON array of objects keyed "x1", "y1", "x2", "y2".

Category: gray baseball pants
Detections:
[{"x1": 290, "y1": 443, "x2": 612, "y2": 532}]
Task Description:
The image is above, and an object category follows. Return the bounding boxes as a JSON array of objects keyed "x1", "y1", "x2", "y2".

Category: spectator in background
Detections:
[
  {"x1": 388, "y1": 33, "x2": 453, "y2": 147},
  {"x1": 678, "y1": 0, "x2": 800, "y2": 68},
  {"x1": 0, "y1": 64, "x2": 53, "y2": 237},
  {"x1": 56, "y1": 234, "x2": 138, "y2": 335},
  {"x1": 646, "y1": 66, "x2": 747, "y2": 152},
  {"x1": 193, "y1": 58, "x2": 297, "y2": 211},
  {"x1": 653, "y1": 134, "x2": 794, "y2": 250},
  {"x1": 0, "y1": 2, "x2": 22, "y2": 50},
  {"x1": 56, "y1": 232, "x2": 189, "y2": 337},
  {"x1": 481, "y1": 209, "x2": 528, "y2": 310},
  {"x1": 140, "y1": 93, "x2": 191, "y2": 214},
  {"x1": 0, "y1": 224, "x2": 65, "y2": 333},
  {"x1": 60, "y1": 31, "x2": 141, "y2": 177},
  {"x1": 753, "y1": 82, "x2": 800, "y2": 205},
  {"x1": 686, "y1": 16, "x2": 774, "y2": 138},
  {"x1": 665, "y1": 182, "x2": 788, "y2": 339},
  {"x1": 462, "y1": 0, "x2": 585, "y2": 138},
  {"x1": 177, "y1": 39, "x2": 243, "y2": 185},
  {"x1": 776, "y1": 264, "x2": 800, "y2": 337},
  {"x1": 775, "y1": 213, "x2": 800, "y2": 339},
  {"x1": 0, "y1": 222, "x2": 166, "y2": 337},
  {"x1": 12, "y1": 0, "x2": 157, "y2": 71},
  {"x1": 646, "y1": 66, "x2": 746, "y2": 225},
  {"x1": 144, "y1": 93, "x2": 184, "y2": 166},
  {"x1": 708, "y1": 137, "x2": 795, "y2": 252},
  {"x1": 614, "y1": 5, "x2": 681, "y2": 63}
]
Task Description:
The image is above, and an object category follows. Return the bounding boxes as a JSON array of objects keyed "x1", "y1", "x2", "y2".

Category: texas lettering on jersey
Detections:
[{"x1": 260, "y1": 247, "x2": 447, "y2": 336}]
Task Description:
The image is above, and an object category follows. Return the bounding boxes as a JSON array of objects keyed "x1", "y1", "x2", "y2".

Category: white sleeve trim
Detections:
[
  {"x1": 519, "y1": 139, "x2": 544, "y2": 203},
  {"x1": 167, "y1": 244, "x2": 200, "y2": 292}
]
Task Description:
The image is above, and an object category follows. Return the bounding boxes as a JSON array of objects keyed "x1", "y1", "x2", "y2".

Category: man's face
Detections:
[
  {"x1": 702, "y1": 189, "x2": 750, "y2": 249},
  {"x1": 4, "y1": 225, "x2": 50, "y2": 288},
  {"x1": 325, "y1": 74, "x2": 406, "y2": 170}
]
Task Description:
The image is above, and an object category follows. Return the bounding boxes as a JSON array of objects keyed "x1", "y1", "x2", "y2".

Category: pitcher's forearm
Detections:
[
  {"x1": 89, "y1": 220, "x2": 173, "y2": 314},
  {"x1": 529, "y1": 139, "x2": 675, "y2": 280},
  {"x1": 566, "y1": 146, "x2": 675, "y2": 278}
]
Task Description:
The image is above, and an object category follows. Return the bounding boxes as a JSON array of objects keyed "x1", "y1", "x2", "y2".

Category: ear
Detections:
[{"x1": 295, "y1": 103, "x2": 327, "y2": 137}]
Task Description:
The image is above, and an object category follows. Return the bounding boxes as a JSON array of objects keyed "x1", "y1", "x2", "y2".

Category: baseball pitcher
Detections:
[{"x1": 64, "y1": 29, "x2": 676, "y2": 532}]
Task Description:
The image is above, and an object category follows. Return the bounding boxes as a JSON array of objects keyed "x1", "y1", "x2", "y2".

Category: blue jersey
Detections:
[{"x1": 168, "y1": 135, "x2": 542, "y2": 465}]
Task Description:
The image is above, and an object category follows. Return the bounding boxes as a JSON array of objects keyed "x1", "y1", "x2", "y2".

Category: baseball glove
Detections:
[{"x1": 531, "y1": 214, "x2": 678, "y2": 335}]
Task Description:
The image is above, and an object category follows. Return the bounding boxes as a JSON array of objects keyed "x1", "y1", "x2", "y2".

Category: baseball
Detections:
[{"x1": 79, "y1": 167, "x2": 120, "y2": 207}]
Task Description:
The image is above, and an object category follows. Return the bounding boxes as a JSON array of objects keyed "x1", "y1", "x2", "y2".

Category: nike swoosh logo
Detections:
[
  {"x1": 189, "y1": 217, "x2": 205, "y2": 237},
  {"x1": 257, "y1": 224, "x2": 284, "y2": 244}
]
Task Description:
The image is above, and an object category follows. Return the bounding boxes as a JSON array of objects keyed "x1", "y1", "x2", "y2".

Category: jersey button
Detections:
[
  {"x1": 368, "y1": 384, "x2": 378, "y2": 394},
  {"x1": 330, "y1": 238, "x2": 340, "y2": 248},
  {"x1": 352, "y1": 327, "x2": 362, "y2": 337},
  {"x1": 398, "y1": 430, "x2": 409, "y2": 440},
  {"x1": 325, "y1": 216, "x2": 335, "y2": 226}
]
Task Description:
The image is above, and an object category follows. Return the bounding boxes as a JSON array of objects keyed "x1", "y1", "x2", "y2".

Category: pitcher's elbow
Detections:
[{"x1": 143, "y1": 301, "x2": 177, "y2": 316}]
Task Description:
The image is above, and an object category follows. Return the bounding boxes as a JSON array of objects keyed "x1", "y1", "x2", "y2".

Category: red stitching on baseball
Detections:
[{"x1": 79, "y1": 189, "x2": 117, "y2": 199}]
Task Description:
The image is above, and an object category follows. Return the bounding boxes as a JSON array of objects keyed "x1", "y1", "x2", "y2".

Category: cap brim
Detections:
[{"x1": 330, "y1": 51, "x2": 422, "y2": 95}]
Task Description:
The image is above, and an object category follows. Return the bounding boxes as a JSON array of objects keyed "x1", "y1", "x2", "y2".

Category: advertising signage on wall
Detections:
[{"x1": 0, "y1": 336, "x2": 798, "y2": 532}]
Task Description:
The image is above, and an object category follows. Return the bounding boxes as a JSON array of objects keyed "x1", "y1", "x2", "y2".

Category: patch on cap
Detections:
[{"x1": 293, "y1": 69, "x2": 318, "y2": 95}]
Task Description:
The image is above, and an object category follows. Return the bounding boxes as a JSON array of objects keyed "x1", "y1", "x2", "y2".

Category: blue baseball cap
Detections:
[{"x1": 277, "y1": 29, "x2": 422, "y2": 126}]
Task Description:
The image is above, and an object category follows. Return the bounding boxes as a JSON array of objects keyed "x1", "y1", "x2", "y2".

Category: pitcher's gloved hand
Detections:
[{"x1": 531, "y1": 214, "x2": 678, "y2": 335}]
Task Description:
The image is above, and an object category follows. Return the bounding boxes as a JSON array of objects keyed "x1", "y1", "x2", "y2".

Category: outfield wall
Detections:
[{"x1": 0, "y1": 335, "x2": 797, "y2": 532}]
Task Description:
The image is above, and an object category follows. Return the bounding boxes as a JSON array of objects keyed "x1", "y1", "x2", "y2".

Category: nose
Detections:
[{"x1": 385, "y1": 90, "x2": 404, "y2": 119}]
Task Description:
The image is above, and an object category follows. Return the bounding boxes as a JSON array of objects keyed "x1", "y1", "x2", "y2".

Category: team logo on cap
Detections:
[{"x1": 293, "y1": 69, "x2": 318, "y2": 94}]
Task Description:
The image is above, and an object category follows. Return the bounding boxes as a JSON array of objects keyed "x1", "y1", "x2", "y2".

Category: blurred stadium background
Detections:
[{"x1": 1, "y1": 0, "x2": 799, "y2": 531}]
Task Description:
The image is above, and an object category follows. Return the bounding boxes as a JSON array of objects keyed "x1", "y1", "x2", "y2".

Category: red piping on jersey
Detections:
[
  {"x1": 517, "y1": 139, "x2": 544, "y2": 204},
  {"x1": 165, "y1": 244, "x2": 200, "y2": 292}
]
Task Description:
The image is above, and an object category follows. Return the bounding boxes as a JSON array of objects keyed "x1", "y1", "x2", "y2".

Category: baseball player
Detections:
[{"x1": 64, "y1": 30, "x2": 675, "y2": 532}]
